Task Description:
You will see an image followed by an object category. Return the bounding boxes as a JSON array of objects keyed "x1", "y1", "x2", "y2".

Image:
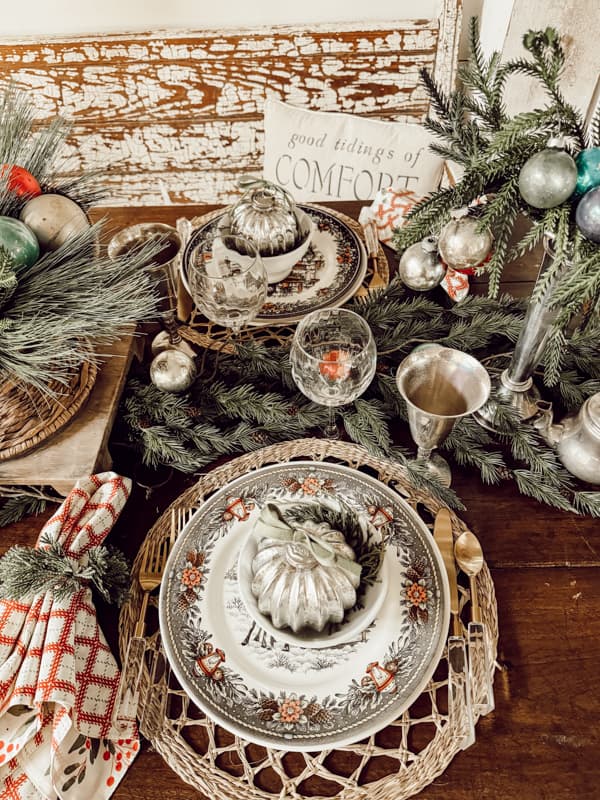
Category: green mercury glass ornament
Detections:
[
  {"x1": 575, "y1": 147, "x2": 600, "y2": 197},
  {"x1": 518, "y1": 137, "x2": 577, "y2": 209},
  {"x1": 0, "y1": 216, "x2": 39, "y2": 268}
]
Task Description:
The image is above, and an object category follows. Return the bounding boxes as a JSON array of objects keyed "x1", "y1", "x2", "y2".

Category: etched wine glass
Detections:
[
  {"x1": 188, "y1": 232, "x2": 267, "y2": 336},
  {"x1": 290, "y1": 308, "x2": 377, "y2": 438}
]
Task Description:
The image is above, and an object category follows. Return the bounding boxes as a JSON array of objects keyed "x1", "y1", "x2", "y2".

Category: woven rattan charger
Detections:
[
  {"x1": 177, "y1": 205, "x2": 390, "y2": 352},
  {"x1": 0, "y1": 359, "x2": 97, "y2": 462},
  {"x1": 120, "y1": 439, "x2": 498, "y2": 800}
]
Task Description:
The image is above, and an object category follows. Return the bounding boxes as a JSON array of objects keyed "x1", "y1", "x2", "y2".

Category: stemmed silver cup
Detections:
[{"x1": 396, "y1": 345, "x2": 491, "y2": 486}]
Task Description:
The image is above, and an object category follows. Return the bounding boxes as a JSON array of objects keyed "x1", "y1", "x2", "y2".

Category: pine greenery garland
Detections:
[
  {"x1": 393, "y1": 22, "x2": 600, "y2": 343},
  {"x1": 116, "y1": 282, "x2": 600, "y2": 519}
]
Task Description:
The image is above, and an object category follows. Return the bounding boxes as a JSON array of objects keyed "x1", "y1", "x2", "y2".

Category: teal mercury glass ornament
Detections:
[
  {"x1": 0, "y1": 215, "x2": 39, "y2": 267},
  {"x1": 575, "y1": 147, "x2": 600, "y2": 197}
]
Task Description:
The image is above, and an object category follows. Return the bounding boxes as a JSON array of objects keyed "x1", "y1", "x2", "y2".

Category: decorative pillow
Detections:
[{"x1": 262, "y1": 99, "x2": 444, "y2": 203}]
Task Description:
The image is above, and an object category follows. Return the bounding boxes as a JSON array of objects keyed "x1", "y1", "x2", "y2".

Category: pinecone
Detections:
[
  {"x1": 251, "y1": 431, "x2": 271, "y2": 445},
  {"x1": 186, "y1": 405, "x2": 203, "y2": 419}
]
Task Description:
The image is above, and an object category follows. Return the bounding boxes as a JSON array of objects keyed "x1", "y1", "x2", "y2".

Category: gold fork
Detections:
[
  {"x1": 113, "y1": 532, "x2": 171, "y2": 731},
  {"x1": 141, "y1": 507, "x2": 196, "y2": 736}
]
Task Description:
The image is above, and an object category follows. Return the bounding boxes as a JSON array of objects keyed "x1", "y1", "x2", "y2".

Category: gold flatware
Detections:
[
  {"x1": 433, "y1": 508, "x2": 476, "y2": 749},
  {"x1": 140, "y1": 506, "x2": 194, "y2": 736},
  {"x1": 113, "y1": 531, "x2": 172, "y2": 731},
  {"x1": 367, "y1": 254, "x2": 386, "y2": 291},
  {"x1": 454, "y1": 529, "x2": 495, "y2": 715}
]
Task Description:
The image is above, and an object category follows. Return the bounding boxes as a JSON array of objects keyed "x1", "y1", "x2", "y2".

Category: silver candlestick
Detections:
[{"x1": 475, "y1": 234, "x2": 571, "y2": 431}]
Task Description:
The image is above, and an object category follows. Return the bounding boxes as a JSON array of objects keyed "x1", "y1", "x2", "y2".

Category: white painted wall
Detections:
[
  {"x1": 0, "y1": 0, "x2": 440, "y2": 37},
  {"x1": 1, "y1": 0, "x2": 515, "y2": 62}
]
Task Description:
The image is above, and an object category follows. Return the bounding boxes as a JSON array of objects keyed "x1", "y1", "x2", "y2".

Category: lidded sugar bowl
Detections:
[{"x1": 250, "y1": 503, "x2": 362, "y2": 633}]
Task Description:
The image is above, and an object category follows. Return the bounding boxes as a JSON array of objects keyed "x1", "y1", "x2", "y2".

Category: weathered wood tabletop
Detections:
[{"x1": 5, "y1": 202, "x2": 599, "y2": 800}]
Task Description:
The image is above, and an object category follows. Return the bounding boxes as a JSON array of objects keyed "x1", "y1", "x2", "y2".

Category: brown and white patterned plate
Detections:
[
  {"x1": 180, "y1": 205, "x2": 367, "y2": 326},
  {"x1": 159, "y1": 461, "x2": 450, "y2": 751}
]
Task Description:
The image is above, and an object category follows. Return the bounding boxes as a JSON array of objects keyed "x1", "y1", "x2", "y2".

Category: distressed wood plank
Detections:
[{"x1": 0, "y1": 14, "x2": 460, "y2": 205}]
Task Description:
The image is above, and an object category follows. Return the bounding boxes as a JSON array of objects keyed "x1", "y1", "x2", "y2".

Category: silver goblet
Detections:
[{"x1": 395, "y1": 345, "x2": 491, "y2": 486}]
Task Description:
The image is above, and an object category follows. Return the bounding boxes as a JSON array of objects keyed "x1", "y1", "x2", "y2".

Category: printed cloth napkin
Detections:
[{"x1": 0, "y1": 473, "x2": 139, "y2": 800}]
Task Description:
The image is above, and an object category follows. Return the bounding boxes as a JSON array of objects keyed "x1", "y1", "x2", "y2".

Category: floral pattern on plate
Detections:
[
  {"x1": 159, "y1": 462, "x2": 450, "y2": 751},
  {"x1": 181, "y1": 205, "x2": 367, "y2": 326}
]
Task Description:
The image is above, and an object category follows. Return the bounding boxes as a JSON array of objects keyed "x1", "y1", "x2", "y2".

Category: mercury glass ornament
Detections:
[
  {"x1": 438, "y1": 213, "x2": 493, "y2": 270},
  {"x1": 20, "y1": 193, "x2": 90, "y2": 251},
  {"x1": 575, "y1": 147, "x2": 600, "y2": 197},
  {"x1": 150, "y1": 349, "x2": 197, "y2": 393},
  {"x1": 518, "y1": 138, "x2": 577, "y2": 209},
  {"x1": 575, "y1": 186, "x2": 600, "y2": 243},
  {"x1": 0, "y1": 215, "x2": 39, "y2": 267},
  {"x1": 398, "y1": 236, "x2": 445, "y2": 291}
]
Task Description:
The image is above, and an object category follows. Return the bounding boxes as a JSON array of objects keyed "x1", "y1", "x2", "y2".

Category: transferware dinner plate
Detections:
[
  {"x1": 181, "y1": 205, "x2": 367, "y2": 326},
  {"x1": 159, "y1": 462, "x2": 449, "y2": 751}
]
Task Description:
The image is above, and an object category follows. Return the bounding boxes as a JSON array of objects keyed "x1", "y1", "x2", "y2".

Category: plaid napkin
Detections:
[{"x1": 0, "y1": 473, "x2": 139, "y2": 800}]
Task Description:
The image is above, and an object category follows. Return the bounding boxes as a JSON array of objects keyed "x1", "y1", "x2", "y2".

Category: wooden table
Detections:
[{"x1": 7, "y1": 203, "x2": 600, "y2": 800}]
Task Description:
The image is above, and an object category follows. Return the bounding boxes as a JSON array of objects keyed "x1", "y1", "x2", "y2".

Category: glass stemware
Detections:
[
  {"x1": 290, "y1": 308, "x2": 377, "y2": 438},
  {"x1": 188, "y1": 232, "x2": 267, "y2": 336}
]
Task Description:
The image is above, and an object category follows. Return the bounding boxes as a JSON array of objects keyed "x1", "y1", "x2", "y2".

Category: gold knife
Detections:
[
  {"x1": 433, "y1": 508, "x2": 476, "y2": 748},
  {"x1": 433, "y1": 508, "x2": 461, "y2": 636}
]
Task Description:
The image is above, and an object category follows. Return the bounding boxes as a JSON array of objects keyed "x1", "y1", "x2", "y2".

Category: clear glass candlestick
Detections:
[{"x1": 290, "y1": 308, "x2": 377, "y2": 438}]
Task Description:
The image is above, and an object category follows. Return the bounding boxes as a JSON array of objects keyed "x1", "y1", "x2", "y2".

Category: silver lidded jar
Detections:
[{"x1": 228, "y1": 178, "x2": 304, "y2": 257}]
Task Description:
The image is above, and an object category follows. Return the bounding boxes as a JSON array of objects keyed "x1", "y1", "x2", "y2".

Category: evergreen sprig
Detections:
[{"x1": 393, "y1": 21, "x2": 598, "y2": 342}]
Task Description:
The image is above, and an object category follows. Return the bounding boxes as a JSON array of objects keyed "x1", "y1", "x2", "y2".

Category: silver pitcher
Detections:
[{"x1": 535, "y1": 393, "x2": 600, "y2": 484}]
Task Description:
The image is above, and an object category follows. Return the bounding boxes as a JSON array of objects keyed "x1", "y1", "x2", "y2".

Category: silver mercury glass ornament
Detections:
[
  {"x1": 518, "y1": 136, "x2": 577, "y2": 209},
  {"x1": 438, "y1": 208, "x2": 493, "y2": 270},
  {"x1": 398, "y1": 236, "x2": 445, "y2": 291},
  {"x1": 150, "y1": 349, "x2": 197, "y2": 393}
]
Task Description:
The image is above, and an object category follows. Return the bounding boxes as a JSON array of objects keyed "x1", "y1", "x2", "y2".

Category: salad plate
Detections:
[
  {"x1": 159, "y1": 461, "x2": 449, "y2": 751},
  {"x1": 181, "y1": 204, "x2": 367, "y2": 326}
]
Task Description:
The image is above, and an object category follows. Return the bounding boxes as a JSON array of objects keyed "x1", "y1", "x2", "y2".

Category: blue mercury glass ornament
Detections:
[
  {"x1": 575, "y1": 186, "x2": 600, "y2": 243},
  {"x1": 575, "y1": 147, "x2": 600, "y2": 197}
]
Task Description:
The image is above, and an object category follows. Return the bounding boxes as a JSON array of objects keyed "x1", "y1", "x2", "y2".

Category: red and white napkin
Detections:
[{"x1": 0, "y1": 473, "x2": 139, "y2": 800}]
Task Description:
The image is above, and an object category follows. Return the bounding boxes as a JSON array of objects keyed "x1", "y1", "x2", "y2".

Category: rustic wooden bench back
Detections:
[{"x1": 0, "y1": 2, "x2": 460, "y2": 205}]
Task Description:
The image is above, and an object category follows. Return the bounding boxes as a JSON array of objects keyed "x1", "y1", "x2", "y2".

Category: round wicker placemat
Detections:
[
  {"x1": 120, "y1": 439, "x2": 498, "y2": 800},
  {"x1": 179, "y1": 205, "x2": 390, "y2": 353},
  {"x1": 0, "y1": 359, "x2": 98, "y2": 462}
]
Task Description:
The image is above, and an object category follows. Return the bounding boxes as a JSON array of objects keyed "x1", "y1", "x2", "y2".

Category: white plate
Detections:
[
  {"x1": 181, "y1": 204, "x2": 367, "y2": 326},
  {"x1": 159, "y1": 461, "x2": 449, "y2": 751}
]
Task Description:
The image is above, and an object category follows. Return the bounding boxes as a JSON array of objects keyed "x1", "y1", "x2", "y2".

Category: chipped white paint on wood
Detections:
[{"x1": 0, "y1": 11, "x2": 460, "y2": 205}]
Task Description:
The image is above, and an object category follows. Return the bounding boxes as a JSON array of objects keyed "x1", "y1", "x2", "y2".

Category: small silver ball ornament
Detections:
[
  {"x1": 438, "y1": 214, "x2": 493, "y2": 269},
  {"x1": 518, "y1": 139, "x2": 577, "y2": 209},
  {"x1": 398, "y1": 236, "x2": 446, "y2": 291},
  {"x1": 575, "y1": 185, "x2": 600, "y2": 243},
  {"x1": 20, "y1": 193, "x2": 90, "y2": 251},
  {"x1": 150, "y1": 349, "x2": 197, "y2": 393}
]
